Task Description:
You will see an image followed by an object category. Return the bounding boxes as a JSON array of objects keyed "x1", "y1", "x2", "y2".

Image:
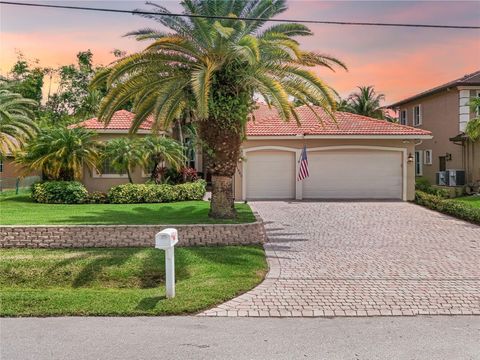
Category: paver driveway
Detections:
[{"x1": 202, "y1": 201, "x2": 480, "y2": 317}]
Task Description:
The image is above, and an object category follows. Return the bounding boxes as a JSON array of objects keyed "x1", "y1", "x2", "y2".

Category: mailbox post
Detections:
[{"x1": 155, "y1": 228, "x2": 178, "y2": 299}]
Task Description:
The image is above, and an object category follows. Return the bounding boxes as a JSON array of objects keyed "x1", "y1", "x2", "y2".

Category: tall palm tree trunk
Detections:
[{"x1": 199, "y1": 119, "x2": 243, "y2": 219}]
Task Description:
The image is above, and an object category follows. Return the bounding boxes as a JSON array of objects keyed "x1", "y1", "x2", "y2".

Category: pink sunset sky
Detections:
[{"x1": 0, "y1": 0, "x2": 479, "y2": 104}]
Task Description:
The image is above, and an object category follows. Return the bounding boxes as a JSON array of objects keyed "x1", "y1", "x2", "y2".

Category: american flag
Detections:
[{"x1": 297, "y1": 145, "x2": 309, "y2": 181}]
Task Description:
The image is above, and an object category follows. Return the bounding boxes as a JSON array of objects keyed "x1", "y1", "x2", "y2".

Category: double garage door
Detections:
[{"x1": 245, "y1": 149, "x2": 403, "y2": 200}]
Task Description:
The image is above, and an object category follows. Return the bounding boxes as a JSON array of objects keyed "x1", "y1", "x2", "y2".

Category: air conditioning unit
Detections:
[
  {"x1": 436, "y1": 171, "x2": 447, "y2": 186},
  {"x1": 446, "y1": 170, "x2": 466, "y2": 187}
]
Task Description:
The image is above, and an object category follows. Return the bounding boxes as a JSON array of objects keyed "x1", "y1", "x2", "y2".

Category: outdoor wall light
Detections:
[
  {"x1": 445, "y1": 153, "x2": 452, "y2": 161},
  {"x1": 407, "y1": 153, "x2": 414, "y2": 163}
]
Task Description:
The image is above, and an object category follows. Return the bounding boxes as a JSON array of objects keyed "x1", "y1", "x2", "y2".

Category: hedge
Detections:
[
  {"x1": 415, "y1": 177, "x2": 449, "y2": 198},
  {"x1": 108, "y1": 180, "x2": 207, "y2": 204},
  {"x1": 31, "y1": 181, "x2": 88, "y2": 204},
  {"x1": 415, "y1": 191, "x2": 480, "y2": 225}
]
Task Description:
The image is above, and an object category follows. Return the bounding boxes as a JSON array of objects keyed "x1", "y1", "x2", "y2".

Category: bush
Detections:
[
  {"x1": 415, "y1": 191, "x2": 480, "y2": 225},
  {"x1": 108, "y1": 180, "x2": 206, "y2": 204},
  {"x1": 415, "y1": 177, "x2": 449, "y2": 198},
  {"x1": 31, "y1": 181, "x2": 88, "y2": 204},
  {"x1": 86, "y1": 191, "x2": 109, "y2": 204}
]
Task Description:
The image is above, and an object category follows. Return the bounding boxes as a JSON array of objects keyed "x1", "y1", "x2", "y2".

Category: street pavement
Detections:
[{"x1": 1, "y1": 316, "x2": 479, "y2": 359}]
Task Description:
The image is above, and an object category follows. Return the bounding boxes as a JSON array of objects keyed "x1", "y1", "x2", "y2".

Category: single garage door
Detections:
[
  {"x1": 246, "y1": 150, "x2": 295, "y2": 199},
  {"x1": 303, "y1": 150, "x2": 403, "y2": 199}
]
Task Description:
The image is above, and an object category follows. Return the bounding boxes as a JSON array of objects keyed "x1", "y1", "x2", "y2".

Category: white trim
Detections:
[
  {"x1": 424, "y1": 149, "x2": 433, "y2": 165},
  {"x1": 457, "y1": 86, "x2": 480, "y2": 90},
  {"x1": 92, "y1": 169, "x2": 128, "y2": 179},
  {"x1": 242, "y1": 145, "x2": 408, "y2": 201},
  {"x1": 247, "y1": 134, "x2": 432, "y2": 140}
]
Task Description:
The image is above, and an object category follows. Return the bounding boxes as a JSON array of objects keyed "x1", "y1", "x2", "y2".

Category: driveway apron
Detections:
[{"x1": 201, "y1": 201, "x2": 480, "y2": 317}]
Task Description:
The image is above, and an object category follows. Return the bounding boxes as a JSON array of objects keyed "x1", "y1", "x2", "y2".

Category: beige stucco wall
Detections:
[
  {"x1": 233, "y1": 138, "x2": 416, "y2": 201},
  {"x1": 82, "y1": 133, "x2": 149, "y2": 193},
  {"x1": 398, "y1": 90, "x2": 461, "y2": 184},
  {"x1": 0, "y1": 157, "x2": 41, "y2": 189}
]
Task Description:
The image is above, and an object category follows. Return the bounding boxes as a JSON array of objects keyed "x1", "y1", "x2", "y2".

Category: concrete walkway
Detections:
[
  {"x1": 1, "y1": 316, "x2": 479, "y2": 359},
  {"x1": 202, "y1": 201, "x2": 480, "y2": 317}
]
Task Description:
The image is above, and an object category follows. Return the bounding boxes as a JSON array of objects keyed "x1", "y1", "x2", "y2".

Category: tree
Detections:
[
  {"x1": 345, "y1": 86, "x2": 386, "y2": 120},
  {"x1": 104, "y1": 137, "x2": 143, "y2": 183},
  {"x1": 141, "y1": 136, "x2": 186, "y2": 184},
  {"x1": 92, "y1": 0, "x2": 345, "y2": 218},
  {"x1": 0, "y1": 90, "x2": 38, "y2": 157},
  {"x1": 44, "y1": 50, "x2": 104, "y2": 124},
  {"x1": 16, "y1": 127, "x2": 101, "y2": 180},
  {"x1": 0, "y1": 54, "x2": 44, "y2": 103},
  {"x1": 466, "y1": 97, "x2": 480, "y2": 142}
]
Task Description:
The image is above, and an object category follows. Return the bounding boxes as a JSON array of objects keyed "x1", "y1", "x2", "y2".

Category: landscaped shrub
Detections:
[
  {"x1": 31, "y1": 181, "x2": 88, "y2": 204},
  {"x1": 415, "y1": 191, "x2": 480, "y2": 225},
  {"x1": 86, "y1": 191, "x2": 109, "y2": 204},
  {"x1": 108, "y1": 180, "x2": 206, "y2": 204},
  {"x1": 415, "y1": 177, "x2": 449, "y2": 198}
]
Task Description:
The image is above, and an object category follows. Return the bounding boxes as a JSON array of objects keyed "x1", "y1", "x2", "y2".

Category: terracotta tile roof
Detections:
[
  {"x1": 73, "y1": 110, "x2": 154, "y2": 131},
  {"x1": 247, "y1": 104, "x2": 431, "y2": 137},
  {"x1": 389, "y1": 70, "x2": 480, "y2": 107}
]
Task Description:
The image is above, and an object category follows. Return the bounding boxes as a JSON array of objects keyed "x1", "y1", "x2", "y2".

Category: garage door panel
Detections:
[
  {"x1": 303, "y1": 150, "x2": 402, "y2": 199},
  {"x1": 246, "y1": 151, "x2": 295, "y2": 200}
]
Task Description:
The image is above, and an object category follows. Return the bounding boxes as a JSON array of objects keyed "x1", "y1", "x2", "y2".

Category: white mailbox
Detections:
[
  {"x1": 155, "y1": 228, "x2": 178, "y2": 249},
  {"x1": 155, "y1": 228, "x2": 178, "y2": 298}
]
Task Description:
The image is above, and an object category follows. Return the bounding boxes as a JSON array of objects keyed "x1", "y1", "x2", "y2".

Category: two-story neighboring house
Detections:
[{"x1": 389, "y1": 70, "x2": 480, "y2": 187}]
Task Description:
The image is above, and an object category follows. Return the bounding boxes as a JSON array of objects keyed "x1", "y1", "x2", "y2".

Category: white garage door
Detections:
[
  {"x1": 246, "y1": 150, "x2": 295, "y2": 200},
  {"x1": 303, "y1": 150, "x2": 403, "y2": 199}
]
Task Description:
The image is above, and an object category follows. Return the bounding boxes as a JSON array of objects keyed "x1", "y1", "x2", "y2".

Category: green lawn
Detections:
[
  {"x1": 453, "y1": 196, "x2": 480, "y2": 209},
  {"x1": 0, "y1": 246, "x2": 267, "y2": 316},
  {"x1": 0, "y1": 193, "x2": 255, "y2": 225}
]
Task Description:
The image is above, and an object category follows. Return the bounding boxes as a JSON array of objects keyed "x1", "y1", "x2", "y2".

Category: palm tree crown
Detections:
[
  {"x1": 345, "y1": 86, "x2": 386, "y2": 120},
  {"x1": 93, "y1": 0, "x2": 346, "y2": 217},
  {"x1": 0, "y1": 89, "x2": 38, "y2": 157},
  {"x1": 104, "y1": 137, "x2": 144, "y2": 183},
  {"x1": 16, "y1": 127, "x2": 101, "y2": 181}
]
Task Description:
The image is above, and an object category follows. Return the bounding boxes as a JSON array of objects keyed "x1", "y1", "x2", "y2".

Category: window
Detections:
[
  {"x1": 415, "y1": 150, "x2": 423, "y2": 176},
  {"x1": 400, "y1": 109, "x2": 407, "y2": 125},
  {"x1": 184, "y1": 137, "x2": 196, "y2": 169},
  {"x1": 424, "y1": 149, "x2": 432, "y2": 165},
  {"x1": 413, "y1": 105, "x2": 422, "y2": 126},
  {"x1": 0, "y1": 159, "x2": 3, "y2": 173},
  {"x1": 94, "y1": 158, "x2": 127, "y2": 178}
]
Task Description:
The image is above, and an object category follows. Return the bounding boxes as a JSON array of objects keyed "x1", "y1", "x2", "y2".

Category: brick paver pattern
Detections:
[{"x1": 201, "y1": 202, "x2": 480, "y2": 317}]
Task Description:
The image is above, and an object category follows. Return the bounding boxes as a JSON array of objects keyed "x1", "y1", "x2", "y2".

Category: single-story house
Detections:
[
  {"x1": 234, "y1": 104, "x2": 432, "y2": 201},
  {"x1": 76, "y1": 106, "x2": 431, "y2": 200}
]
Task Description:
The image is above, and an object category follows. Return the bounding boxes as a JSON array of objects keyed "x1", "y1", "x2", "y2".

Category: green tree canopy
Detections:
[
  {"x1": 0, "y1": 90, "x2": 38, "y2": 157},
  {"x1": 92, "y1": 0, "x2": 346, "y2": 218},
  {"x1": 16, "y1": 127, "x2": 101, "y2": 181}
]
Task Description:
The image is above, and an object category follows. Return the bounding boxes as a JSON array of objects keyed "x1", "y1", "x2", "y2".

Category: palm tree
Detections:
[
  {"x1": 141, "y1": 136, "x2": 186, "y2": 184},
  {"x1": 346, "y1": 86, "x2": 386, "y2": 120},
  {"x1": 104, "y1": 137, "x2": 143, "y2": 183},
  {"x1": 92, "y1": 0, "x2": 346, "y2": 218},
  {"x1": 16, "y1": 127, "x2": 101, "y2": 180},
  {"x1": 0, "y1": 90, "x2": 38, "y2": 157}
]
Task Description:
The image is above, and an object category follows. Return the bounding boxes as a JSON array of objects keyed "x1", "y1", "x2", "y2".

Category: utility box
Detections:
[
  {"x1": 436, "y1": 171, "x2": 447, "y2": 186},
  {"x1": 446, "y1": 170, "x2": 466, "y2": 187}
]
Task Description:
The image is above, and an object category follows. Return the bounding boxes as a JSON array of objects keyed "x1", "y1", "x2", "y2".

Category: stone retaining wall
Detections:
[{"x1": 0, "y1": 219, "x2": 265, "y2": 248}]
